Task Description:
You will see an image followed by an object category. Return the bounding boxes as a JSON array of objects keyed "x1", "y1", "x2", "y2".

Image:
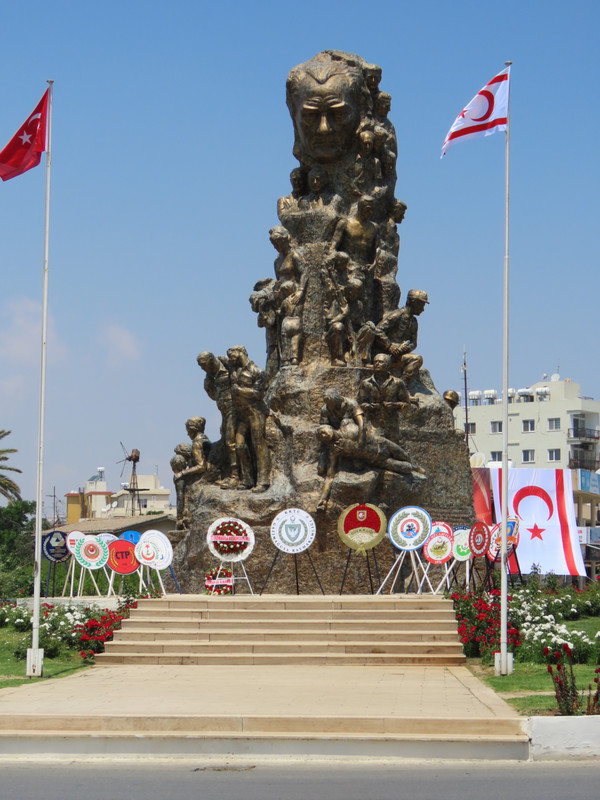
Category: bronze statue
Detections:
[
  {"x1": 374, "y1": 289, "x2": 428, "y2": 383},
  {"x1": 331, "y1": 195, "x2": 378, "y2": 271},
  {"x1": 316, "y1": 388, "x2": 364, "y2": 510},
  {"x1": 358, "y1": 352, "x2": 418, "y2": 440},
  {"x1": 196, "y1": 351, "x2": 238, "y2": 487},
  {"x1": 169, "y1": 52, "x2": 475, "y2": 592},
  {"x1": 277, "y1": 167, "x2": 307, "y2": 217},
  {"x1": 286, "y1": 52, "x2": 366, "y2": 166},
  {"x1": 227, "y1": 345, "x2": 271, "y2": 492},
  {"x1": 250, "y1": 278, "x2": 279, "y2": 380},
  {"x1": 443, "y1": 389, "x2": 460, "y2": 410},
  {"x1": 277, "y1": 277, "x2": 307, "y2": 366}
]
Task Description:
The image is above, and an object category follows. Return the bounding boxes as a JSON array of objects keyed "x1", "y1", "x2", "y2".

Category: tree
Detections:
[{"x1": 0, "y1": 429, "x2": 22, "y2": 503}]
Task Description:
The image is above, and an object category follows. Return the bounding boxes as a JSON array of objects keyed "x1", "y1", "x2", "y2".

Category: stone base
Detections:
[{"x1": 170, "y1": 363, "x2": 474, "y2": 595}]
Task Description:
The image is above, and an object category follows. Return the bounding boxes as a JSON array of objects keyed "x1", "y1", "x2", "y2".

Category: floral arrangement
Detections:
[
  {"x1": 210, "y1": 519, "x2": 250, "y2": 556},
  {"x1": 204, "y1": 566, "x2": 233, "y2": 595}
]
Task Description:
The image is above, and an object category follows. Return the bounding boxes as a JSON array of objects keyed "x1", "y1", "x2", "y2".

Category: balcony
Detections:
[
  {"x1": 568, "y1": 427, "x2": 600, "y2": 442},
  {"x1": 569, "y1": 456, "x2": 600, "y2": 471}
]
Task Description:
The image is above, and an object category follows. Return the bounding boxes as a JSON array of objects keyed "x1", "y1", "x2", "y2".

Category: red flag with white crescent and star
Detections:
[
  {"x1": 490, "y1": 468, "x2": 586, "y2": 576},
  {"x1": 0, "y1": 90, "x2": 49, "y2": 181},
  {"x1": 441, "y1": 67, "x2": 510, "y2": 158}
]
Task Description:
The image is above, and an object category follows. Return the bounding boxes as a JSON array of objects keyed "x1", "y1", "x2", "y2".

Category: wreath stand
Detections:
[
  {"x1": 377, "y1": 548, "x2": 434, "y2": 595},
  {"x1": 260, "y1": 549, "x2": 324, "y2": 595},
  {"x1": 218, "y1": 559, "x2": 254, "y2": 595},
  {"x1": 339, "y1": 547, "x2": 381, "y2": 595}
]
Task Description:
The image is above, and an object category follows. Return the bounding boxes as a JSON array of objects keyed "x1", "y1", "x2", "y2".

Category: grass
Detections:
[
  {"x1": 470, "y1": 659, "x2": 600, "y2": 716},
  {"x1": 565, "y1": 617, "x2": 600, "y2": 638},
  {"x1": 0, "y1": 628, "x2": 89, "y2": 690}
]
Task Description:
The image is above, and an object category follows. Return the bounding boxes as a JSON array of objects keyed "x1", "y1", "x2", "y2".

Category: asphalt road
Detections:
[{"x1": 0, "y1": 760, "x2": 599, "y2": 800}]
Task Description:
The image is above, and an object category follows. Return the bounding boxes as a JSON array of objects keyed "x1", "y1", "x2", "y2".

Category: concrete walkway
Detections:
[
  {"x1": 0, "y1": 664, "x2": 514, "y2": 720},
  {"x1": 0, "y1": 662, "x2": 529, "y2": 761}
]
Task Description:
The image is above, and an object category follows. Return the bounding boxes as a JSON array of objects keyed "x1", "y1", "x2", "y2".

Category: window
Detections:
[
  {"x1": 548, "y1": 449, "x2": 561, "y2": 462},
  {"x1": 466, "y1": 422, "x2": 476, "y2": 434},
  {"x1": 522, "y1": 449, "x2": 535, "y2": 463},
  {"x1": 548, "y1": 418, "x2": 560, "y2": 431},
  {"x1": 522, "y1": 419, "x2": 535, "y2": 432},
  {"x1": 490, "y1": 451, "x2": 502, "y2": 462},
  {"x1": 491, "y1": 421, "x2": 502, "y2": 433}
]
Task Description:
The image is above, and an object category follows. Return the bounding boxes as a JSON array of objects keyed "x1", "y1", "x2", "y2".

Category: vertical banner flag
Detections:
[
  {"x1": 441, "y1": 67, "x2": 510, "y2": 157},
  {"x1": 0, "y1": 90, "x2": 49, "y2": 181},
  {"x1": 472, "y1": 468, "x2": 493, "y2": 525},
  {"x1": 491, "y1": 468, "x2": 586, "y2": 576}
]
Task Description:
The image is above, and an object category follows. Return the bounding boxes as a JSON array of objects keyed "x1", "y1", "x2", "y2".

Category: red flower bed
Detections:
[
  {"x1": 74, "y1": 609, "x2": 126, "y2": 661},
  {"x1": 451, "y1": 588, "x2": 520, "y2": 661}
]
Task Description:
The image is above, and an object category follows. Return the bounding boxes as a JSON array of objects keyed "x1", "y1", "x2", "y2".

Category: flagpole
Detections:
[
  {"x1": 499, "y1": 62, "x2": 512, "y2": 676},
  {"x1": 27, "y1": 80, "x2": 53, "y2": 678}
]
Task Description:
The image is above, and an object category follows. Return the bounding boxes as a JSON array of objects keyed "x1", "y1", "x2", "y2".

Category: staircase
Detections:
[{"x1": 96, "y1": 594, "x2": 466, "y2": 666}]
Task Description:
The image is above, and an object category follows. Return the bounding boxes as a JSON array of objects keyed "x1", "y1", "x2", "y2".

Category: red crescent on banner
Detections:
[
  {"x1": 471, "y1": 90, "x2": 494, "y2": 122},
  {"x1": 513, "y1": 485, "x2": 554, "y2": 521}
]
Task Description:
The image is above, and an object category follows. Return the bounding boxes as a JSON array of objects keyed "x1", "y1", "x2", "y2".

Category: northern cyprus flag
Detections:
[
  {"x1": 490, "y1": 468, "x2": 586, "y2": 576},
  {"x1": 441, "y1": 67, "x2": 510, "y2": 157}
]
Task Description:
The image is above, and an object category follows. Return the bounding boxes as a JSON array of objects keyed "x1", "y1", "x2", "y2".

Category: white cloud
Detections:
[
  {"x1": 0, "y1": 297, "x2": 67, "y2": 367},
  {"x1": 105, "y1": 323, "x2": 141, "y2": 365}
]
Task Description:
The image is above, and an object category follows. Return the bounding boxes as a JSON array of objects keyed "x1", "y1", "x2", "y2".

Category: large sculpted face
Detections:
[{"x1": 288, "y1": 62, "x2": 362, "y2": 164}]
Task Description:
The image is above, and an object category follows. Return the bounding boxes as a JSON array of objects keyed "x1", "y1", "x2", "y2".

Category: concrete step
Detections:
[
  {"x1": 0, "y1": 713, "x2": 524, "y2": 736},
  {"x1": 0, "y1": 729, "x2": 530, "y2": 761},
  {"x1": 134, "y1": 595, "x2": 453, "y2": 611},
  {"x1": 94, "y1": 652, "x2": 467, "y2": 666},
  {"x1": 126, "y1": 607, "x2": 455, "y2": 624},
  {"x1": 114, "y1": 628, "x2": 460, "y2": 643},
  {"x1": 120, "y1": 617, "x2": 457, "y2": 632},
  {"x1": 103, "y1": 640, "x2": 465, "y2": 655}
]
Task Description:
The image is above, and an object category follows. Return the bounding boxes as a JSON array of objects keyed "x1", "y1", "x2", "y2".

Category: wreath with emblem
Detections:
[
  {"x1": 210, "y1": 519, "x2": 250, "y2": 555},
  {"x1": 204, "y1": 566, "x2": 233, "y2": 595}
]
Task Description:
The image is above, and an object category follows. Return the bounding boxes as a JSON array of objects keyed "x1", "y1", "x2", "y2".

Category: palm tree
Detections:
[{"x1": 0, "y1": 430, "x2": 22, "y2": 503}]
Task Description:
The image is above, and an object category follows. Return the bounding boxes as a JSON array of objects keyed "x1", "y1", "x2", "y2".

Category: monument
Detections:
[{"x1": 170, "y1": 51, "x2": 474, "y2": 593}]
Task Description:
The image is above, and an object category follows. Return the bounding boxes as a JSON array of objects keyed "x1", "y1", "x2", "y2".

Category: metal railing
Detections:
[{"x1": 568, "y1": 427, "x2": 600, "y2": 441}]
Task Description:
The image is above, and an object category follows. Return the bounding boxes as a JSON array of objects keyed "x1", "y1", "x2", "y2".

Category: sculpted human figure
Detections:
[
  {"x1": 227, "y1": 345, "x2": 271, "y2": 492},
  {"x1": 317, "y1": 426, "x2": 417, "y2": 480},
  {"x1": 358, "y1": 353, "x2": 418, "y2": 440},
  {"x1": 277, "y1": 277, "x2": 307, "y2": 366},
  {"x1": 344, "y1": 277, "x2": 375, "y2": 366},
  {"x1": 185, "y1": 416, "x2": 210, "y2": 476},
  {"x1": 286, "y1": 52, "x2": 366, "y2": 166},
  {"x1": 321, "y1": 260, "x2": 350, "y2": 367},
  {"x1": 170, "y1": 443, "x2": 192, "y2": 529},
  {"x1": 374, "y1": 92, "x2": 397, "y2": 178},
  {"x1": 250, "y1": 278, "x2": 279, "y2": 379},
  {"x1": 443, "y1": 390, "x2": 460, "y2": 411},
  {"x1": 270, "y1": 227, "x2": 301, "y2": 282},
  {"x1": 353, "y1": 130, "x2": 382, "y2": 195},
  {"x1": 331, "y1": 195, "x2": 378, "y2": 270},
  {"x1": 277, "y1": 167, "x2": 307, "y2": 217},
  {"x1": 299, "y1": 166, "x2": 333, "y2": 209},
  {"x1": 316, "y1": 388, "x2": 364, "y2": 510},
  {"x1": 364, "y1": 63, "x2": 382, "y2": 102},
  {"x1": 375, "y1": 289, "x2": 429, "y2": 383},
  {"x1": 196, "y1": 351, "x2": 238, "y2": 488}
]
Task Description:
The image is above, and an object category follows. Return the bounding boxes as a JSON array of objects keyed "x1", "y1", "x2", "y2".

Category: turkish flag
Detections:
[
  {"x1": 0, "y1": 90, "x2": 49, "y2": 181},
  {"x1": 490, "y1": 468, "x2": 586, "y2": 576},
  {"x1": 441, "y1": 67, "x2": 510, "y2": 157}
]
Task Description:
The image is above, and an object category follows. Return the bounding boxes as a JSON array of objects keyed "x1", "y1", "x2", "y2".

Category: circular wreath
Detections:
[
  {"x1": 204, "y1": 566, "x2": 233, "y2": 595},
  {"x1": 210, "y1": 519, "x2": 250, "y2": 556}
]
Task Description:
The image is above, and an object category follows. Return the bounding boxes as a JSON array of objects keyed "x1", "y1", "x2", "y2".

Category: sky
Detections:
[{"x1": 0, "y1": 0, "x2": 598, "y2": 516}]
